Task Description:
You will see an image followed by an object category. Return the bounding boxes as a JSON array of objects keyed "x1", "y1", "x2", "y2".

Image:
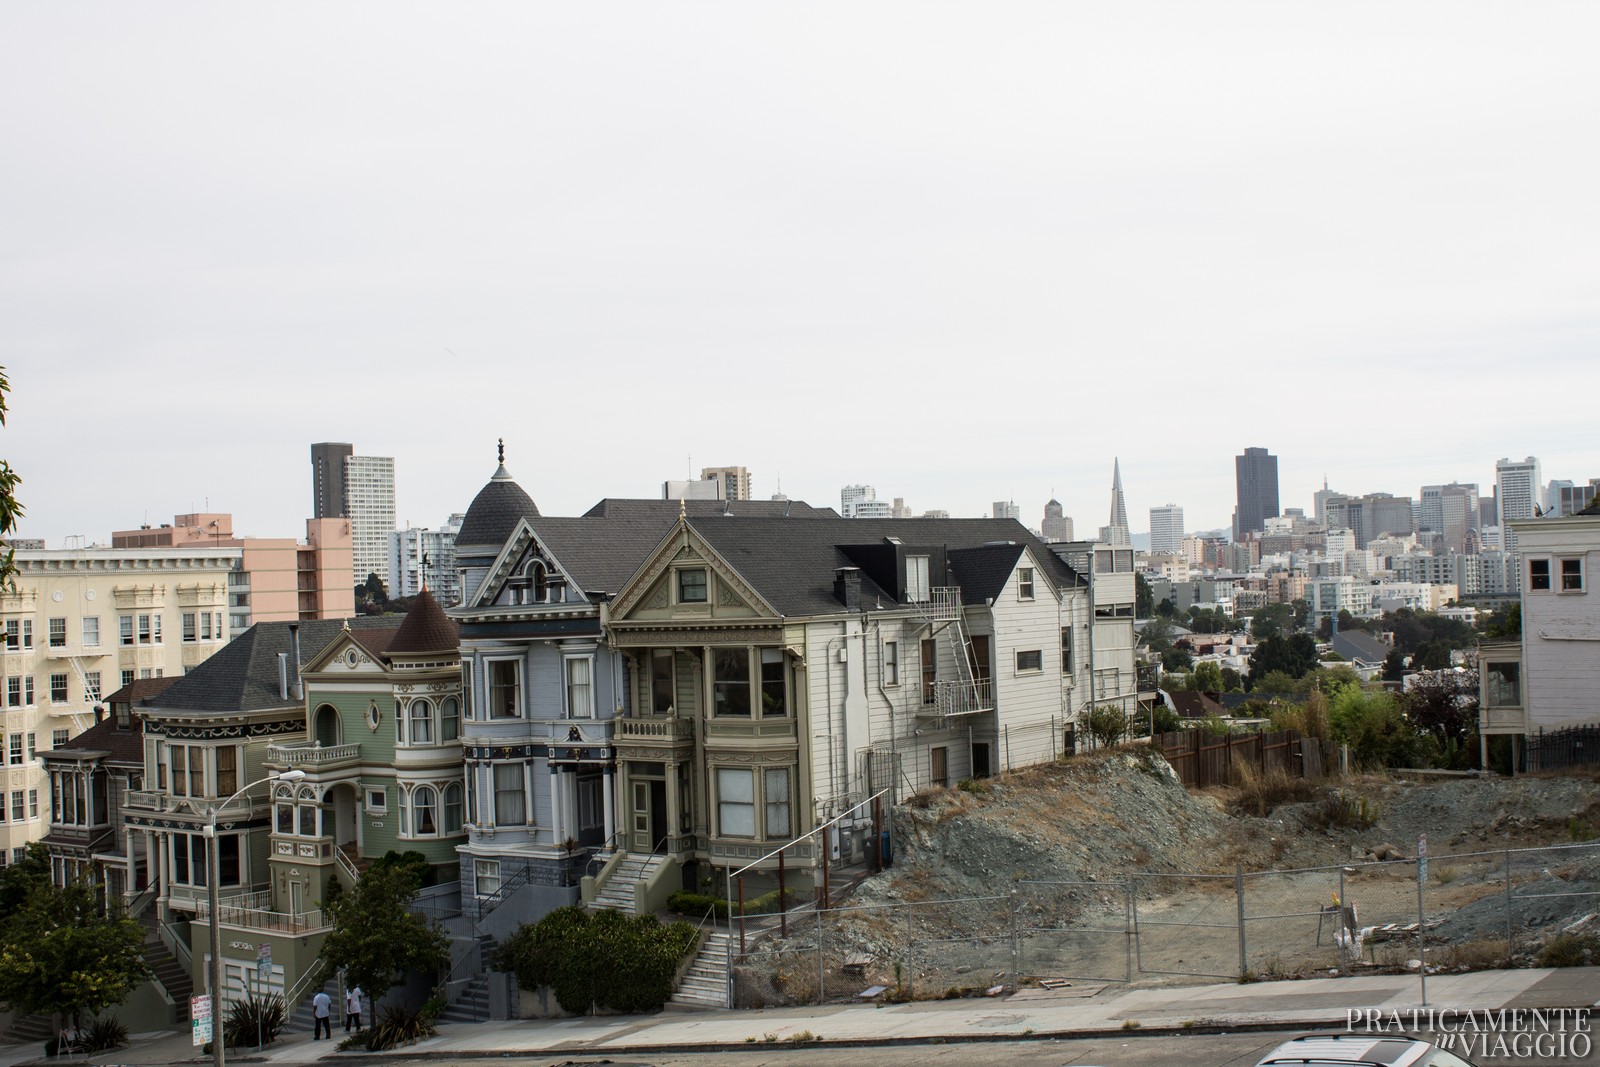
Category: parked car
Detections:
[{"x1": 1255, "y1": 1033, "x2": 1478, "y2": 1067}]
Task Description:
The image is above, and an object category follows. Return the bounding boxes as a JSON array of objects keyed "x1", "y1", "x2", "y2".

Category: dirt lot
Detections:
[{"x1": 731, "y1": 748, "x2": 1600, "y2": 1005}]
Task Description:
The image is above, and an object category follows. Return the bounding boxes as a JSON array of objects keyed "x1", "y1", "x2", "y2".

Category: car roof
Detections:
[{"x1": 1258, "y1": 1034, "x2": 1436, "y2": 1066}]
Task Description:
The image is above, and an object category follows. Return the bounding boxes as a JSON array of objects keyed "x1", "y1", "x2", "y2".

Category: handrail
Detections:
[
  {"x1": 285, "y1": 961, "x2": 328, "y2": 1013},
  {"x1": 584, "y1": 830, "x2": 625, "y2": 880},
  {"x1": 159, "y1": 916, "x2": 193, "y2": 970},
  {"x1": 334, "y1": 844, "x2": 362, "y2": 885},
  {"x1": 477, "y1": 862, "x2": 535, "y2": 921},
  {"x1": 126, "y1": 882, "x2": 158, "y2": 920}
]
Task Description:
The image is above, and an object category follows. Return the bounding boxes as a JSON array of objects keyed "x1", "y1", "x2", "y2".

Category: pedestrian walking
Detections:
[
  {"x1": 312, "y1": 989, "x2": 332, "y2": 1040},
  {"x1": 344, "y1": 985, "x2": 363, "y2": 1032}
]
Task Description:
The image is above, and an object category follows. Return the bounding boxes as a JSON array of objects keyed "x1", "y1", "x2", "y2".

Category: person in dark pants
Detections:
[
  {"x1": 311, "y1": 990, "x2": 332, "y2": 1039},
  {"x1": 344, "y1": 986, "x2": 363, "y2": 1032}
]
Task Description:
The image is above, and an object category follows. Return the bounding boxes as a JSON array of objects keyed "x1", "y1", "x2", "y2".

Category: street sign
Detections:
[
  {"x1": 191, "y1": 995, "x2": 212, "y2": 1047},
  {"x1": 1417, "y1": 834, "x2": 1428, "y2": 882},
  {"x1": 257, "y1": 941, "x2": 272, "y2": 977}
]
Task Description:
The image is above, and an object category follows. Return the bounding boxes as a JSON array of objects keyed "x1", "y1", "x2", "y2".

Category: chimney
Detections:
[
  {"x1": 289, "y1": 624, "x2": 304, "y2": 700},
  {"x1": 834, "y1": 566, "x2": 862, "y2": 611},
  {"x1": 278, "y1": 653, "x2": 289, "y2": 700}
]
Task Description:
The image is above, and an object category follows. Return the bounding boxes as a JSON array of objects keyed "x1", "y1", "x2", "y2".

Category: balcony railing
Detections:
[
  {"x1": 197, "y1": 890, "x2": 327, "y2": 933},
  {"x1": 616, "y1": 717, "x2": 694, "y2": 742},
  {"x1": 266, "y1": 740, "x2": 361, "y2": 766},
  {"x1": 919, "y1": 678, "x2": 995, "y2": 720},
  {"x1": 909, "y1": 587, "x2": 962, "y2": 622},
  {"x1": 44, "y1": 643, "x2": 110, "y2": 660},
  {"x1": 125, "y1": 789, "x2": 164, "y2": 811}
]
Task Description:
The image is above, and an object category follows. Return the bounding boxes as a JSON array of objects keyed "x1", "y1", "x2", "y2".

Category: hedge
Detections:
[{"x1": 494, "y1": 906, "x2": 698, "y2": 1014}]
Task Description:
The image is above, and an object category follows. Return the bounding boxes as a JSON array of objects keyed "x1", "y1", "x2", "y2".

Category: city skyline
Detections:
[{"x1": 3, "y1": 5, "x2": 1597, "y2": 546}]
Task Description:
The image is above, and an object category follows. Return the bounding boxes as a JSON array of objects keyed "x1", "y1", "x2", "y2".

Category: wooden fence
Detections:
[
  {"x1": 1156, "y1": 727, "x2": 1324, "y2": 788},
  {"x1": 1525, "y1": 722, "x2": 1600, "y2": 773}
]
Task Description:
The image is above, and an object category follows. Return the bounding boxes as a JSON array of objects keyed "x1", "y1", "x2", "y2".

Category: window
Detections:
[
  {"x1": 764, "y1": 768, "x2": 791, "y2": 839},
  {"x1": 883, "y1": 641, "x2": 899, "y2": 686},
  {"x1": 182, "y1": 613, "x2": 196, "y2": 642},
  {"x1": 170, "y1": 746, "x2": 187, "y2": 796},
  {"x1": 717, "y1": 768, "x2": 754, "y2": 837},
  {"x1": 1061, "y1": 628, "x2": 1074, "y2": 673},
  {"x1": 412, "y1": 786, "x2": 437, "y2": 836},
  {"x1": 1529, "y1": 559, "x2": 1551, "y2": 591},
  {"x1": 677, "y1": 568, "x2": 708, "y2": 604},
  {"x1": 298, "y1": 792, "x2": 318, "y2": 836},
  {"x1": 81, "y1": 617, "x2": 99, "y2": 648},
  {"x1": 218, "y1": 835, "x2": 240, "y2": 885},
  {"x1": 120, "y1": 670, "x2": 134, "y2": 689},
  {"x1": 201, "y1": 613, "x2": 214, "y2": 641},
  {"x1": 565, "y1": 657, "x2": 593, "y2": 718},
  {"x1": 50, "y1": 673, "x2": 67, "y2": 704},
  {"x1": 475, "y1": 859, "x2": 501, "y2": 896},
  {"x1": 276, "y1": 798, "x2": 293, "y2": 834},
  {"x1": 651, "y1": 650, "x2": 675, "y2": 714},
  {"x1": 189, "y1": 747, "x2": 204, "y2": 796},
  {"x1": 3, "y1": 620, "x2": 20, "y2": 651},
  {"x1": 461, "y1": 661, "x2": 474, "y2": 720},
  {"x1": 1561, "y1": 558, "x2": 1585, "y2": 592},
  {"x1": 366, "y1": 789, "x2": 387, "y2": 813},
  {"x1": 439, "y1": 697, "x2": 459, "y2": 742},
  {"x1": 408, "y1": 699, "x2": 433, "y2": 744},
  {"x1": 906, "y1": 555, "x2": 930, "y2": 602},
  {"x1": 1018, "y1": 567, "x2": 1035, "y2": 600},
  {"x1": 487, "y1": 659, "x2": 521, "y2": 719},
  {"x1": 48, "y1": 618, "x2": 66, "y2": 648},
  {"x1": 442, "y1": 783, "x2": 463, "y2": 834},
  {"x1": 28, "y1": 789, "x2": 37, "y2": 819},
  {"x1": 1016, "y1": 650, "x2": 1043, "y2": 672},
  {"x1": 9, "y1": 791, "x2": 22, "y2": 822},
  {"x1": 216, "y1": 745, "x2": 236, "y2": 796},
  {"x1": 7, "y1": 735, "x2": 20, "y2": 765},
  {"x1": 84, "y1": 672, "x2": 100, "y2": 702},
  {"x1": 1484, "y1": 662, "x2": 1520, "y2": 707},
  {"x1": 493, "y1": 763, "x2": 525, "y2": 825},
  {"x1": 25, "y1": 734, "x2": 34, "y2": 760},
  {"x1": 759, "y1": 649, "x2": 786, "y2": 717},
  {"x1": 920, "y1": 638, "x2": 937, "y2": 704},
  {"x1": 137, "y1": 614, "x2": 152, "y2": 643},
  {"x1": 5, "y1": 678, "x2": 18, "y2": 708},
  {"x1": 51, "y1": 729, "x2": 67, "y2": 748},
  {"x1": 120, "y1": 615, "x2": 134, "y2": 646},
  {"x1": 712, "y1": 649, "x2": 750, "y2": 716},
  {"x1": 155, "y1": 741, "x2": 167, "y2": 790}
]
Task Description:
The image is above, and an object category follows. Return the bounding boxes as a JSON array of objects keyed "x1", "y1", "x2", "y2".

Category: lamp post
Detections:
[{"x1": 205, "y1": 768, "x2": 305, "y2": 1067}]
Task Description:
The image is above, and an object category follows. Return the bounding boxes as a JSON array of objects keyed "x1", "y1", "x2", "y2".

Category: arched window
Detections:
[
  {"x1": 439, "y1": 697, "x2": 459, "y2": 742},
  {"x1": 314, "y1": 704, "x2": 341, "y2": 747},
  {"x1": 297, "y1": 786, "x2": 319, "y2": 837},
  {"x1": 413, "y1": 786, "x2": 437, "y2": 836},
  {"x1": 442, "y1": 782, "x2": 463, "y2": 834},
  {"x1": 274, "y1": 785, "x2": 294, "y2": 834},
  {"x1": 409, "y1": 699, "x2": 433, "y2": 744}
]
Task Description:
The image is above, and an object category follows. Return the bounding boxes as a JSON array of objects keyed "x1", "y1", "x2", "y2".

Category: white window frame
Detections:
[
  {"x1": 47, "y1": 618, "x2": 66, "y2": 649},
  {"x1": 474, "y1": 859, "x2": 501, "y2": 896},
  {"x1": 81, "y1": 616, "x2": 99, "y2": 648},
  {"x1": 1015, "y1": 649, "x2": 1043, "y2": 674},
  {"x1": 906, "y1": 555, "x2": 931, "y2": 603},
  {"x1": 883, "y1": 640, "x2": 899, "y2": 687},
  {"x1": 716, "y1": 767, "x2": 755, "y2": 838},
  {"x1": 485, "y1": 657, "x2": 523, "y2": 720},
  {"x1": 1559, "y1": 556, "x2": 1585, "y2": 593},
  {"x1": 564, "y1": 654, "x2": 595, "y2": 718},
  {"x1": 1018, "y1": 567, "x2": 1035, "y2": 601}
]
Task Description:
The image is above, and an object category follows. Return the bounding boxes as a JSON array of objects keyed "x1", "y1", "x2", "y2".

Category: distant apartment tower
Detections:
[
  {"x1": 1551, "y1": 478, "x2": 1600, "y2": 517},
  {"x1": 1419, "y1": 483, "x2": 1480, "y2": 554},
  {"x1": 700, "y1": 466, "x2": 751, "y2": 501},
  {"x1": 1149, "y1": 505, "x2": 1185, "y2": 555},
  {"x1": 993, "y1": 500, "x2": 1020, "y2": 521},
  {"x1": 1495, "y1": 457, "x2": 1542, "y2": 554},
  {"x1": 1234, "y1": 447, "x2": 1280, "y2": 539},
  {"x1": 841, "y1": 484, "x2": 878, "y2": 518},
  {"x1": 310, "y1": 443, "x2": 396, "y2": 588},
  {"x1": 388, "y1": 513, "x2": 465, "y2": 605},
  {"x1": 1042, "y1": 499, "x2": 1074, "y2": 543},
  {"x1": 663, "y1": 478, "x2": 722, "y2": 501}
]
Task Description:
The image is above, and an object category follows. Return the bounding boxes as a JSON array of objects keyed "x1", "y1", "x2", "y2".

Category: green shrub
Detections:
[
  {"x1": 1328, "y1": 683, "x2": 1421, "y2": 768},
  {"x1": 360, "y1": 1001, "x2": 438, "y2": 1051},
  {"x1": 1085, "y1": 704, "x2": 1128, "y2": 747},
  {"x1": 496, "y1": 906, "x2": 698, "y2": 1014},
  {"x1": 1536, "y1": 933, "x2": 1598, "y2": 969},
  {"x1": 667, "y1": 886, "x2": 795, "y2": 919},
  {"x1": 1151, "y1": 705, "x2": 1182, "y2": 736},
  {"x1": 223, "y1": 993, "x2": 286, "y2": 1049},
  {"x1": 1308, "y1": 789, "x2": 1380, "y2": 830},
  {"x1": 82, "y1": 1015, "x2": 128, "y2": 1053}
]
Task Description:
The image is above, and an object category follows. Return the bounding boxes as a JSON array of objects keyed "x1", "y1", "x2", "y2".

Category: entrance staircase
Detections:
[
  {"x1": 667, "y1": 930, "x2": 731, "y2": 1010},
  {"x1": 588, "y1": 853, "x2": 667, "y2": 915},
  {"x1": 139, "y1": 908, "x2": 193, "y2": 1022}
]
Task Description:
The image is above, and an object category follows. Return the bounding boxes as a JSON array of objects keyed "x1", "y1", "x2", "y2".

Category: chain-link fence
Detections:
[{"x1": 721, "y1": 839, "x2": 1600, "y2": 1008}]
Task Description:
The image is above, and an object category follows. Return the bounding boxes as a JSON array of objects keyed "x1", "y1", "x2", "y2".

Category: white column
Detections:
[
  {"x1": 602, "y1": 768, "x2": 616, "y2": 846},
  {"x1": 548, "y1": 766, "x2": 564, "y2": 844}
]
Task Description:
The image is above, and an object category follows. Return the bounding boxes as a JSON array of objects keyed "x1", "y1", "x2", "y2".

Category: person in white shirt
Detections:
[
  {"x1": 311, "y1": 990, "x2": 332, "y2": 1040},
  {"x1": 344, "y1": 986, "x2": 364, "y2": 1032}
]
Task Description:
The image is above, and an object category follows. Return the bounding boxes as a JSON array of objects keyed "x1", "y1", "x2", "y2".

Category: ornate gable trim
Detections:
[{"x1": 608, "y1": 521, "x2": 780, "y2": 622}]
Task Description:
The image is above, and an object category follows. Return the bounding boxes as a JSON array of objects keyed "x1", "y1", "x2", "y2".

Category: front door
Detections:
[
  {"x1": 631, "y1": 779, "x2": 668, "y2": 852},
  {"x1": 972, "y1": 741, "x2": 992, "y2": 779}
]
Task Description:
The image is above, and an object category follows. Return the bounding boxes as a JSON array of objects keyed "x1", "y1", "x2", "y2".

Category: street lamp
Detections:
[{"x1": 205, "y1": 768, "x2": 305, "y2": 1067}]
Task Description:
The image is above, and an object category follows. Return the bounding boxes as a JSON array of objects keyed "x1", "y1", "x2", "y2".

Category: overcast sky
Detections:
[{"x1": 4, "y1": 3, "x2": 1597, "y2": 548}]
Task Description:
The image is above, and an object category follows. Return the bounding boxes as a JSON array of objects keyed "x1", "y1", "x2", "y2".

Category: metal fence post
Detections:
[
  {"x1": 1337, "y1": 866, "x2": 1347, "y2": 976},
  {"x1": 1504, "y1": 848, "x2": 1514, "y2": 964},
  {"x1": 817, "y1": 906, "x2": 825, "y2": 1005},
  {"x1": 1130, "y1": 876, "x2": 1142, "y2": 977},
  {"x1": 1235, "y1": 864, "x2": 1247, "y2": 979},
  {"x1": 1124, "y1": 879, "x2": 1134, "y2": 982},
  {"x1": 905, "y1": 903, "x2": 914, "y2": 999},
  {"x1": 1009, "y1": 891, "x2": 1020, "y2": 983}
]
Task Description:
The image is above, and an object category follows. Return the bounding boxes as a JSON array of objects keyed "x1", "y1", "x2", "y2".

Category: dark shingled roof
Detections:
[
  {"x1": 582, "y1": 498, "x2": 838, "y2": 519},
  {"x1": 948, "y1": 543, "x2": 1029, "y2": 605},
  {"x1": 388, "y1": 588, "x2": 459, "y2": 654},
  {"x1": 140, "y1": 616, "x2": 399, "y2": 715},
  {"x1": 457, "y1": 463, "x2": 540, "y2": 547},
  {"x1": 1331, "y1": 630, "x2": 1391, "y2": 665},
  {"x1": 51, "y1": 714, "x2": 145, "y2": 765}
]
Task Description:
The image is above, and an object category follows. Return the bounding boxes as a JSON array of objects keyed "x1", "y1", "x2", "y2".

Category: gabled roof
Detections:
[
  {"x1": 140, "y1": 617, "x2": 399, "y2": 716},
  {"x1": 1331, "y1": 630, "x2": 1391, "y2": 664},
  {"x1": 947, "y1": 543, "x2": 1028, "y2": 605},
  {"x1": 1165, "y1": 690, "x2": 1227, "y2": 719},
  {"x1": 388, "y1": 588, "x2": 459, "y2": 654},
  {"x1": 582, "y1": 498, "x2": 838, "y2": 519},
  {"x1": 51, "y1": 714, "x2": 146, "y2": 765}
]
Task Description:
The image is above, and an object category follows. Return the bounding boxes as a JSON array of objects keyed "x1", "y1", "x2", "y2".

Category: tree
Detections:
[
  {"x1": 1247, "y1": 633, "x2": 1319, "y2": 686},
  {"x1": 1327, "y1": 681, "x2": 1421, "y2": 768},
  {"x1": 1156, "y1": 597, "x2": 1176, "y2": 618},
  {"x1": 0, "y1": 842, "x2": 50, "y2": 924},
  {"x1": 1189, "y1": 661, "x2": 1225, "y2": 693},
  {"x1": 1381, "y1": 648, "x2": 1407, "y2": 683},
  {"x1": 1250, "y1": 603, "x2": 1292, "y2": 640},
  {"x1": 1401, "y1": 669, "x2": 1479, "y2": 769},
  {"x1": 1135, "y1": 572, "x2": 1154, "y2": 617},
  {"x1": 1480, "y1": 603, "x2": 1521, "y2": 640},
  {"x1": 317, "y1": 853, "x2": 448, "y2": 1004},
  {"x1": 1220, "y1": 667, "x2": 1244, "y2": 692},
  {"x1": 1412, "y1": 639, "x2": 1452, "y2": 671},
  {"x1": 0, "y1": 366, "x2": 23, "y2": 588},
  {"x1": 1084, "y1": 704, "x2": 1128, "y2": 747},
  {"x1": 0, "y1": 881, "x2": 151, "y2": 1027},
  {"x1": 1141, "y1": 617, "x2": 1175, "y2": 652},
  {"x1": 1161, "y1": 646, "x2": 1194, "y2": 673}
]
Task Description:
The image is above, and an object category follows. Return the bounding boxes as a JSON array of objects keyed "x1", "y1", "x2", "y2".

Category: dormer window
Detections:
[
  {"x1": 906, "y1": 556, "x2": 930, "y2": 602},
  {"x1": 678, "y1": 569, "x2": 708, "y2": 604}
]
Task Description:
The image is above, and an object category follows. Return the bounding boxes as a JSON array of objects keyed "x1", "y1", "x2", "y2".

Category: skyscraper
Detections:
[
  {"x1": 700, "y1": 465, "x2": 751, "y2": 501},
  {"x1": 1495, "y1": 456, "x2": 1541, "y2": 555},
  {"x1": 993, "y1": 500, "x2": 1020, "y2": 520},
  {"x1": 1149, "y1": 504, "x2": 1185, "y2": 555},
  {"x1": 1234, "y1": 447, "x2": 1280, "y2": 539},
  {"x1": 1099, "y1": 459, "x2": 1131, "y2": 545},
  {"x1": 311, "y1": 442, "x2": 396, "y2": 588},
  {"x1": 1041, "y1": 499, "x2": 1074, "y2": 542}
]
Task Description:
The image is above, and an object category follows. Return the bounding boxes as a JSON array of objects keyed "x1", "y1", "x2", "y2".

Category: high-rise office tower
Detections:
[
  {"x1": 700, "y1": 466, "x2": 751, "y2": 501},
  {"x1": 1042, "y1": 499, "x2": 1074, "y2": 542},
  {"x1": 311, "y1": 442, "x2": 396, "y2": 588},
  {"x1": 841, "y1": 485, "x2": 877, "y2": 518},
  {"x1": 1149, "y1": 504, "x2": 1185, "y2": 555},
  {"x1": 993, "y1": 500, "x2": 1020, "y2": 520},
  {"x1": 1099, "y1": 459, "x2": 1131, "y2": 545},
  {"x1": 1495, "y1": 456, "x2": 1541, "y2": 554},
  {"x1": 1234, "y1": 447, "x2": 1280, "y2": 539}
]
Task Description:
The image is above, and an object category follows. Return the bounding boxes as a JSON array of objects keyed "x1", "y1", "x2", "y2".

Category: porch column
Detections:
[
  {"x1": 602, "y1": 767, "x2": 616, "y2": 847},
  {"x1": 664, "y1": 767, "x2": 679, "y2": 852},
  {"x1": 548, "y1": 765, "x2": 564, "y2": 845}
]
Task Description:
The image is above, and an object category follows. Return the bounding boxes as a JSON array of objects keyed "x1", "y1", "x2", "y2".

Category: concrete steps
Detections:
[
  {"x1": 437, "y1": 974, "x2": 490, "y2": 1023},
  {"x1": 668, "y1": 931, "x2": 731, "y2": 1010},
  {"x1": 589, "y1": 853, "x2": 666, "y2": 915}
]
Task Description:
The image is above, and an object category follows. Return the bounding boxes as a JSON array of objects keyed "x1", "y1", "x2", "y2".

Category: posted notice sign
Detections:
[{"x1": 191, "y1": 995, "x2": 212, "y2": 1046}]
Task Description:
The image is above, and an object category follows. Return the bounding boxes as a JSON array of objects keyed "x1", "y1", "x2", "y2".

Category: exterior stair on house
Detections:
[
  {"x1": 437, "y1": 973, "x2": 490, "y2": 1023},
  {"x1": 589, "y1": 853, "x2": 666, "y2": 915},
  {"x1": 668, "y1": 930, "x2": 731, "y2": 1010},
  {"x1": 139, "y1": 908, "x2": 193, "y2": 1022},
  {"x1": 288, "y1": 977, "x2": 341, "y2": 1036}
]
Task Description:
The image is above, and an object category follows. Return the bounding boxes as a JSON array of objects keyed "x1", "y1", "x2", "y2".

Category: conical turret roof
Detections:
[{"x1": 388, "y1": 588, "x2": 459, "y2": 654}]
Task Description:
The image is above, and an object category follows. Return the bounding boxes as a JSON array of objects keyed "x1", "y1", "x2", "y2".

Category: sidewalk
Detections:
[{"x1": 6, "y1": 967, "x2": 1595, "y2": 1064}]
